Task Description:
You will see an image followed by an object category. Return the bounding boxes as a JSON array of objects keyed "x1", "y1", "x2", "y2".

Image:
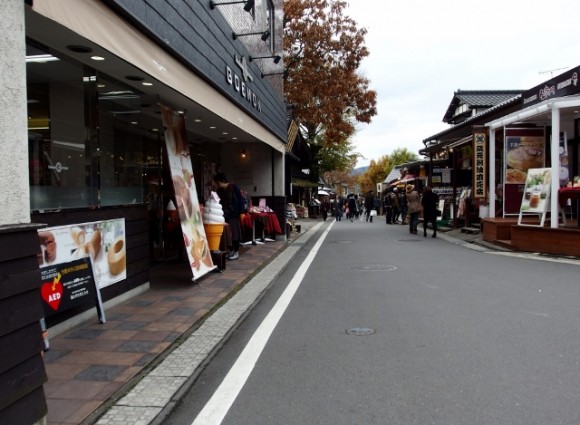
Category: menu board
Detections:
[
  {"x1": 37, "y1": 218, "x2": 126, "y2": 289},
  {"x1": 39, "y1": 257, "x2": 103, "y2": 321},
  {"x1": 518, "y1": 168, "x2": 551, "y2": 226}
]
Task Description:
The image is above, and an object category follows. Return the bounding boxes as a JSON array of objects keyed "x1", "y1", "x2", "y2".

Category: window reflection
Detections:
[
  {"x1": 27, "y1": 43, "x2": 92, "y2": 210},
  {"x1": 26, "y1": 42, "x2": 162, "y2": 211}
]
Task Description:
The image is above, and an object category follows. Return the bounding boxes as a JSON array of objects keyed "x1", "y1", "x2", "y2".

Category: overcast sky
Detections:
[{"x1": 345, "y1": 0, "x2": 580, "y2": 168}]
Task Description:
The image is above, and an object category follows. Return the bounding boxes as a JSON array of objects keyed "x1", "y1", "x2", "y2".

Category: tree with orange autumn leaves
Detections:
[
  {"x1": 357, "y1": 148, "x2": 419, "y2": 193},
  {"x1": 282, "y1": 0, "x2": 377, "y2": 176}
]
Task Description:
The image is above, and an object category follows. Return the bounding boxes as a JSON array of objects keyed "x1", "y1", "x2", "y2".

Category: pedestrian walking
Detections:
[
  {"x1": 406, "y1": 184, "x2": 420, "y2": 234},
  {"x1": 335, "y1": 197, "x2": 344, "y2": 221},
  {"x1": 347, "y1": 194, "x2": 358, "y2": 222},
  {"x1": 421, "y1": 185, "x2": 440, "y2": 238},
  {"x1": 398, "y1": 188, "x2": 408, "y2": 224},
  {"x1": 373, "y1": 194, "x2": 381, "y2": 215},
  {"x1": 384, "y1": 190, "x2": 393, "y2": 224},
  {"x1": 390, "y1": 188, "x2": 400, "y2": 223},
  {"x1": 321, "y1": 198, "x2": 330, "y2": 221},
  {"x1": 364, "y1": 190, "x2": 375, "y2": 222}
]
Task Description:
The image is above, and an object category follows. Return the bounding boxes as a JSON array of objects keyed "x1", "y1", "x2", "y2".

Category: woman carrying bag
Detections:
[{"x1": 406, "y1": 184, "x2": 420, "y2": 234}]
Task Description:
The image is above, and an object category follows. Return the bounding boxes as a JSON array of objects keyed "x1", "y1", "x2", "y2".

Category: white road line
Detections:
[{"x1": 191, "y1": 221, "x2": 334, "y2": 425}]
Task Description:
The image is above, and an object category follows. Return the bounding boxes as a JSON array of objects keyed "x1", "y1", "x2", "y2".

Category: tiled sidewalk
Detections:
[{"x1": 41, "y1": 234, "x2": 296, "y2": 425}]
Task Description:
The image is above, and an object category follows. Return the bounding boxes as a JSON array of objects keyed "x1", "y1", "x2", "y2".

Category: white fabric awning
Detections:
[{"x1": 486, "y1": 96, "x2": 580, "y2": 129}]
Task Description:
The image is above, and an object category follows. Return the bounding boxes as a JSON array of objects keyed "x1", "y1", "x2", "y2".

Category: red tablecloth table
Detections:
[
  {"x1": 558, "y1": 187, "x2": 580, "y2": 226},
  {"x1": 240, "y1": 212, "x2": 282, "y2": 244}
]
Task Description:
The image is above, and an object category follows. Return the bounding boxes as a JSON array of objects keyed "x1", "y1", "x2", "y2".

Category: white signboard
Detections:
[{"x1": 38, "y1": 218, "x2": 126, "y2": 289}]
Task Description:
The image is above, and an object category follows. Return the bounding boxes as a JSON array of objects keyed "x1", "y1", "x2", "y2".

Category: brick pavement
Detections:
[{"x1": 42, "y1": 219, "x2": 320, "y2": 425}]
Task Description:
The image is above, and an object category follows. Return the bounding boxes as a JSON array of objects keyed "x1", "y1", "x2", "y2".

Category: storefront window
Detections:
[
  {"x1": 27, "y1": 43, "x2": 94, "y2": 211},
  {"x1": 26, "y1": 42, "x2": 162, "y2": 211}
]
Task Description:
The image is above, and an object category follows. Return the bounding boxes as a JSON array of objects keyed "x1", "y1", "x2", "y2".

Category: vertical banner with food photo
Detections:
[
  {"x1": 37, "y1": 218, "x2": 126, "y2": 289},
  {"x1": 517, "y1": 168, "x2": 551, "y2": 226},
  {"x1": 161, "y1": 105, "x2": 215, "y2": 280},
  {"x1": 504, "y1": 128, "x2": 545, "y2": 214}
]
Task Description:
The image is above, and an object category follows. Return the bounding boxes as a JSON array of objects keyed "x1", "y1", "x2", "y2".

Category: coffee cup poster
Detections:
[
  {"x1": 503, "y1": 128, "x2": 545, "y2": 214},
  {"x1": 37, "y1": 218, "x2": 127, "y2": 290}
]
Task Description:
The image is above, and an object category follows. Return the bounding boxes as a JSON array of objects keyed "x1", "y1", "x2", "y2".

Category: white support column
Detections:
[
  {"x1": 550, "y1": 106, "x2": 560, "y2": 228},
  {"x1": 489, "y1": 128, "x2": 496, "y2": 217},
  {"x1": 0, "y1": 0, "x2": 30, "y2": 225}
]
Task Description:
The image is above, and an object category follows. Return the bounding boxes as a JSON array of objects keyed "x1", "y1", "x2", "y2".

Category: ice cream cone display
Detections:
[
  {"x1": 203, "y1": 223, "x2": 224, "y2": 251},
  {"x1": 203, "y1": 195, "x2": 225, "y2": 251}
]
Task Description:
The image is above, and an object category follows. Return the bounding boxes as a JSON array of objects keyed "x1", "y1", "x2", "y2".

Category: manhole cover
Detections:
[
  {"x1": 397, "y1": 239, "x2": 423, "y2": 242},
  {"x1": 330, "y1": 240, "x2": 352, "y2": 244},
  {"x1": 347, "y1": 327, "x2": 375, "y2": 336},
  {"x1": 350, "y1": 265, "x2": 397, "y2": 271}
]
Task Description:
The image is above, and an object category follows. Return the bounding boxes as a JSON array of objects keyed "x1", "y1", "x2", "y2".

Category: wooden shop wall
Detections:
[{"x1": 0, "y1": 224, "x2": 48, "y2": 425}]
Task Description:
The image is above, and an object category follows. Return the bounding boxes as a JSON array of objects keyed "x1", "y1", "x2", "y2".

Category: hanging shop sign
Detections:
[
  {"x1": 522, "y1": 66, "x2": 580, "y2": 107},
  {"x1": 473, "y1": 129, "x2": 487, "y2": 201},
  {"x1": 161, "y1": 105, "x2": 215, "y2": 281}
]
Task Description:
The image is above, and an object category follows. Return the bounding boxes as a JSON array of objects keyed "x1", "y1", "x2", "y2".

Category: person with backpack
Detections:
[{"x1": 213, "y1": 172, "x2": 245, "y2": 260}]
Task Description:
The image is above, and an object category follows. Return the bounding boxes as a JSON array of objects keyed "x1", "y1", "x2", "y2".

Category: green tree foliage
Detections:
[{"x1": 389, "y1": 148, "x2": 418, "y2": 167}]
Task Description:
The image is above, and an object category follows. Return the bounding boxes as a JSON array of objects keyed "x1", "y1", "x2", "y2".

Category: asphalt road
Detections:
[{"x1": 167, "y1": 218, "x2": 580, "y2": 425}]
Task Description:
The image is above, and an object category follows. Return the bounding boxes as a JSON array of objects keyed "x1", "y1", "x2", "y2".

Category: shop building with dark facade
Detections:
[
  {"x1": 418, "y1": 69, "x2": 580, "y2": 256},
  {"x1": 1, "y1": 1, "x2": 286, "y2": 423}
]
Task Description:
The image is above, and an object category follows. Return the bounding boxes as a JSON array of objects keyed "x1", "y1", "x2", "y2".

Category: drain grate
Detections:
[
  {"x1": 350, "y1": 265, "x2": 397, "y2": 272},
  {"x1": 346, "y1": 327, "x2": 375, "y2": 336}
]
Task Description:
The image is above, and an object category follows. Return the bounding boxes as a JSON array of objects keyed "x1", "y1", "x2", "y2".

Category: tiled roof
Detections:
[
  {"x1": 383, "y1": 167, "x2": 402, "y2": 184},
  {"x1": 443, "y1": 90, "x2": 523, "y2": 123},
  {"x1": 424, "y1": 94, "x2": 521, "y2": 144}
]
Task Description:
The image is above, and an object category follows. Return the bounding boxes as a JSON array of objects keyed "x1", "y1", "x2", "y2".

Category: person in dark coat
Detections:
[
  {"x1": 335, "y1": 197, "x2": 344, "y2": 221},
  {"x1": 347, "y1": 194, "x2": 357, "y2": 222},
  {"x1": 364, "y1": 190, "x2": 375, "y2": 222},
  {"x1": 421, "y1": 185, "x2": 440, "y2": 238},
  {"x1": 398, "y1": 189, "x2": 408, "y2": 224},
  {"x1": 390, "y1": 188, "x2": 400, "y2": 223},
  {"x1": 384, "y1": 190, "x2": 393, "y2": 224},
  {"x1": 321, "y1": 198, "x2": 330, "y2": 221},
  {"x1": 213, "y1": 172, "x2": 245, "y2": 259}
]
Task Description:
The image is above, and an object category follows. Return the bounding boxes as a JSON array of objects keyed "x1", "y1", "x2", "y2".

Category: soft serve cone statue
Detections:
[{"x1": 202, "y1": 193, "x2": 225, "y2": 251}]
